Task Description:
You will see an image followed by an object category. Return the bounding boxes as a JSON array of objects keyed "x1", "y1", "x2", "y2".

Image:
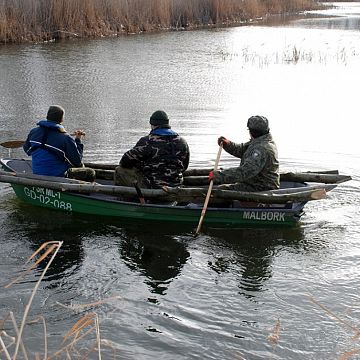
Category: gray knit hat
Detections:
[
  {"x1": 47, "y1": 105, "x2": 65, "y2": 123},
  {"x1": 247, "y1": 115, "x2": 269, "y2": 134},
  {"x1": 149, "y1": 110, "x2": 169, "y2": 126}
]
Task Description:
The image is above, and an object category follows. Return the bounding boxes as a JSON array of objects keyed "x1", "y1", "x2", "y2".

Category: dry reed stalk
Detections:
[
  {"x1": 339, "y1": 348, "x2": 360, "y2": 360},
  {"x1": 95, "y1": 314, "x2": 101, "y2": 360},
  {"x1": 26, "y1": 315, "x2": 48, "y2": 359},
  {"x1": 267, "y1": 318, "x2": 281, "y2": 345},
  {"x1": 310, "y1": 296, "x2": 360, "y2": 335},
  {"x1": 0, "y1": 311, "x2": 30, "y2": 359},
  {"x1": 8, "y1": 311, "x2": 29, "y2": 360},
  {"x1": 0, "y1": 330, "x2": 15, "y2": 347},
  {"x1": 55, "y1": 295, "x2": 122, "y2": 310},
  {"x1": 62, "y1": 313, "x2": 97, "y2": 345},
  {"x1": 6, "y1": 241, "x2": 63, "y2": 360},
  {"x1": 99, "y1": 339, "x2": 117, "y2": 359},
  {"x1": 0, "y1": 335, "x2": 12, "y2": 360},
  {"x1": 5, "y1": 243, "x2": 59, "y2": 288},
  {"x1": 48, "y1": 323, "x2": 98, "y2": 359},
  {"x1": 1, "y1": 241, "x2": 112, "y2": 359},
  {"x1": 75, "y1": 314, "x2": 102, "y2": 360},
  {"x1": 0, "y1": 313, "x2": 10, "y2": 332},
  {"x1": 234, "y1": 352, "x2": 246, "y2": 359}
]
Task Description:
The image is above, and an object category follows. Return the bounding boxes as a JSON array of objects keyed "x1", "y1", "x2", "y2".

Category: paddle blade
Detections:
[
  {"x1": 310, "y1": 189, "x2": 327, "y2": 200},
  {"x1": 0, "y1": 140, "x2": 25, "y2": 149}
]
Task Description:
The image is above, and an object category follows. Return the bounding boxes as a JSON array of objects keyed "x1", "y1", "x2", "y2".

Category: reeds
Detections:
[
  {"x1": 309, "y1": 295, "x2": 360, "y2": 359},
  {"x1": 0, "y1": 0, "x2": 321, "y2": 43},
  {"x1": 0, "y1": 241, "x2": 118, "y2": 359},
  {"x1": 3, "y1": 241, "x2": 63, "y2": 360}
]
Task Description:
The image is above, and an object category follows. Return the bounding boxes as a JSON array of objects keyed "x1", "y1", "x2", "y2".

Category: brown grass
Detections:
[
  {"x1": 0, "y1": 241, "x2": 117, "y2": 359},
  {"x1": 0, "y1": 0, "x2": 322, "y2": 43},
  {"x1": 267, "y1": 318, "x2": 281, "y2": 346},
  {"x1": 310, "y1": 295, "x2": 360, "y2": 359}
]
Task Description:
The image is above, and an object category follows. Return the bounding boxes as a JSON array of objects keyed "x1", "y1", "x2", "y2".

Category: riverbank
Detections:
[{"x1": 0, "y1": 0, "x2": 324, "y2": 44}]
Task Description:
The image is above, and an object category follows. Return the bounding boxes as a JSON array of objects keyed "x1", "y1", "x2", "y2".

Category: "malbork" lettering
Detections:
[{"x1": 243, "y1": 211, "x2": 285, "y2": 222}]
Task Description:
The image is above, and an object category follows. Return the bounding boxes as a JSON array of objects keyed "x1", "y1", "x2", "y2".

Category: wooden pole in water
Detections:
[{"x1": 194, "y1": 143, "x2": 223, "y2": 236}]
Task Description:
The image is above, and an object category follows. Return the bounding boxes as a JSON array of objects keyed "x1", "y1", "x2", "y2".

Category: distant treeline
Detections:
[{"x1": 0, "y1": 0, "x2": 322, "y2": 44}]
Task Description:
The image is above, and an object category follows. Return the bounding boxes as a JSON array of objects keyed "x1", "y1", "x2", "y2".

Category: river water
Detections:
[{"x1": 0, "y1": 2, "x2": 360, "y2": 359}]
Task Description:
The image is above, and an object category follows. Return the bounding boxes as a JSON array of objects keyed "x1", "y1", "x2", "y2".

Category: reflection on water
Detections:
[
  {"x1": 3, "y1": 199, "x2": 310, "y2": 301},
  {"x1": 5, "y1": 204, "x2": 89, "y2": 280},
  {"x1": 119, "y1": 230, "x2": 190, "y2": 296},
  {"x1": 258, "y1": 2, "x2": 360, "y2": 31},
  {"x1": 206, "y1": 227, "x2": 304, "y2": 297},
  {"x1": 5, "y1": 200, "x2": 313, "y2": 304},
  {"x1": 4, "y1": 200, "x2": 191, "y2": 294},
  {"x1": 302, "y1": 2, "x2": 360, "y2": 30}
]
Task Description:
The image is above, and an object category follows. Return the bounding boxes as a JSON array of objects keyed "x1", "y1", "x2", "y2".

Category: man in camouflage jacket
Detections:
[
  {"x1": 210, "y1": 115, "x2": 279, "y2": 191},
  {"x1": 115, "y1": 110, "x2": 190, "y2": 189}
]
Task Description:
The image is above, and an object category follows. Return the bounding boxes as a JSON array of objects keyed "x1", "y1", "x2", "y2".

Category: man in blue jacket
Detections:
[{"x1": 23, "y1": 105, "x2": 95, "y2": 181}]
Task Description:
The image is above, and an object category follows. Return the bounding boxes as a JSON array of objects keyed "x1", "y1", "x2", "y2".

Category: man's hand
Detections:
[
  {"x1": 72, "y1": 130, "x2": 86, "y2": 140},
  {"x1": 218, "y1": 136, "x2": 230, "y2": 146},
  {"x1": 208, "y1": 170, "x2": 214, "y2": 182}
]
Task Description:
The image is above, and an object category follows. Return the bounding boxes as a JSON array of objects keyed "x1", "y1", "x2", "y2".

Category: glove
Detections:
[
  {"x1": 218, "y1": 136, "x2": 229, "y2": 146},
  {"x1": 72, "y1": 130, "x2": 86, "y2": 140},
  {"x1": 208, "y1": 170, "x2": 214, "y2": 182}
]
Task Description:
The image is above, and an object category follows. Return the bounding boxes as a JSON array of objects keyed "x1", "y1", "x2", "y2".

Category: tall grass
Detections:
[
  {"x1": 0, "y1": 0, "x2": 322, "y2": 43},
  {"x1": 0, "y1": 241, "x2": 119, "y2": 359}
]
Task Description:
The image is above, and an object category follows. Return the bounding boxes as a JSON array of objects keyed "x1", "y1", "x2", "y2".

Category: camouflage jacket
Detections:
[
  {"x1": 214, "y1": 133, "x2": 279, "y2": 191},
  {"x1": 120, "y1": 126, "x2": 190, "y2": 188}
]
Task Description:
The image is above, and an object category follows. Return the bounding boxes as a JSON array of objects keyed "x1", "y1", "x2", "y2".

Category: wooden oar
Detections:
[
  {"x1": 0, "y1": 140, "x2": 25, "y2": 157},
  {"x1": 0, "y1": 140, "x2": 25, "y2": 149},
  {"x1": 194, "y1": 143, "x2": 223, "y2": 236},
  {"x1": 0, "y1": 134, "x2": 82, "y2": 150}
]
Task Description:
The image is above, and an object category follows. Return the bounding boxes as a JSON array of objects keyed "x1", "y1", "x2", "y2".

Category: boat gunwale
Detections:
[{"x1": 0, "y1": 159, "x2": 335, "y2": 203}]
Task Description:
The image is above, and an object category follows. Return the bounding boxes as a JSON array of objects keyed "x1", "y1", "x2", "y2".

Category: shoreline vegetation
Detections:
[{"x1": 0, "y1": 0, "x2": 324, "y2": 44}]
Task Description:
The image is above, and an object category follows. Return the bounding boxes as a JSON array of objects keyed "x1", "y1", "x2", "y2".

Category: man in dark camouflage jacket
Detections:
[
  {"x1": 210, "y1": 115, "x2": 279, "y2": 191},
  {"x1": 115, "y1": 110, "x2": 190, "y2": 189}
]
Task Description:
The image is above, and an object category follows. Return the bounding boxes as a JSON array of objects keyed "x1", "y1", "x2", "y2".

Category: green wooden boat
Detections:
[{"x1": 0, "y1": 159, "x2": 351, "y2": 228}]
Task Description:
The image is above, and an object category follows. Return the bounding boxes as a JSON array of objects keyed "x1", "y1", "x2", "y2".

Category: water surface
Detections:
[{"x1": 0, "y1": 2, "x2": 360, "y2": 359}]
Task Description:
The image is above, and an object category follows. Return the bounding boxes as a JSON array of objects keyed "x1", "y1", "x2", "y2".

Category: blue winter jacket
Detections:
[{"x1": 23, "y1": 120, "x2": 83, "y2": 177}]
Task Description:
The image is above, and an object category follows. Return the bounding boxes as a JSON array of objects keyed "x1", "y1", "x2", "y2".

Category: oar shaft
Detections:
[
  {"x1": 0, "y1": 132, "x2": 84, "y2": 149},
  {"x1": 195, "y1": 181, "x2": 213, "y2": 234},
  {"x1": 195, "y1": 143, "x2": 223, "y2": 235}
]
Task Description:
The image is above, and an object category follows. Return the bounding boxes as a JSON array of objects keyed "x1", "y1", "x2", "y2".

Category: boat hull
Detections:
[{"x1": 11, "y1": 183, "x2": 304, "y2": 227}]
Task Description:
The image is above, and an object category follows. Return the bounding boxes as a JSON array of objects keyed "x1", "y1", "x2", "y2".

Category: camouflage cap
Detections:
[{"x1": 247, "y1": 115, "x2": 269, "y2": 133}]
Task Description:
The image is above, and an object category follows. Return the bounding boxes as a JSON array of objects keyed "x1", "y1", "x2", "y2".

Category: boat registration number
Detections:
[
  {"x1": 243, "y1": 211, "x2": 285, "y2": 222},
  {"x1": 24, "y1": 187, "x2": 72, "y2": 211}
]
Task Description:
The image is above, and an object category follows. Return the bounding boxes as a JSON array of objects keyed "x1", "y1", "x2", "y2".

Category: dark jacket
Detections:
[
  {"x1": 120, "y1": 126, "x2": 190, "y2": 188},
  {"x1": 23, "y1": 120, "x2": 83, "y2": 177}
]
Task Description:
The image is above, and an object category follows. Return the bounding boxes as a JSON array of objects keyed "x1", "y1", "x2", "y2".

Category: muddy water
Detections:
[{"x1": 0, "y1": 2, "x2": 360, "y2": 359}]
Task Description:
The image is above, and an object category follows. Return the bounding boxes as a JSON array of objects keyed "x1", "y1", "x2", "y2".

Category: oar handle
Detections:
[
  {"x1": 194, "y1": 143, "x2": 223, "y2": 236},
  {"x1": 70, "y1": 130, "x2": 86, "y2": 136}
]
